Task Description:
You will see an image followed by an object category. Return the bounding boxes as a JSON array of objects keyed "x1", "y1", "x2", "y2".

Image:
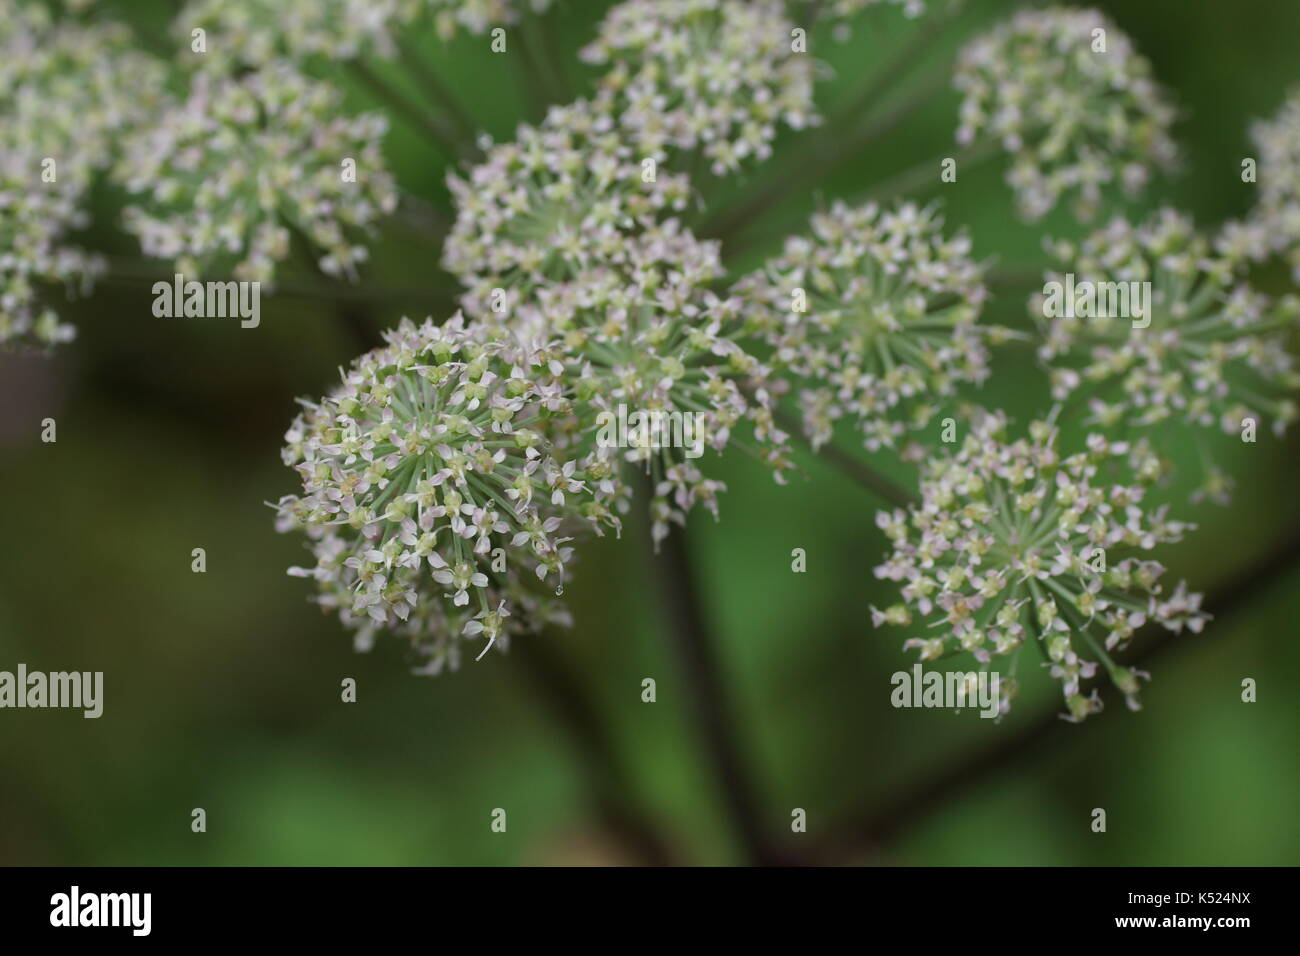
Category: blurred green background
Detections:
[{"x1": 2, "y1": 0, "x2": 1298, "y2": 865}]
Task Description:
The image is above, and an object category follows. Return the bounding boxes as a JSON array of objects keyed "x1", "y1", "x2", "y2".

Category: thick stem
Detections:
[
  {"x1": 512, "y1": 632, "x2": 675, "y2": 865},
  {"x1": 648, "y1": 509, "x2": 785, "y2": 865}
]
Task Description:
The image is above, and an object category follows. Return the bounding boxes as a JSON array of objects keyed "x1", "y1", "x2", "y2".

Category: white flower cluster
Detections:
[
  {"x1": 118, "y1": 63, "x2": 399, "y2": 284},
  {"x1": 175, "y1": 0, "x2": 551, "y2": 66},
  {"x1": 872, "y1": 412, "x2": 1208, "y2": 721},
  {"x1": 1, "y1": 4, "x2": 165, "y2": 349},
  {"x1": 0, "y1": 150, "x2": 102, "y2": 349},
  {"x1": 443, "y1": 98, "x2": 693, "y2": 309},
  {"x1": 1, "y1": 5, "x2": 166, "y2": 176},
  {"x1": 1035, "y1": 209, "x2": 1300, "y2": 446},
  {"x1": 276, "y1": 314, "x2": 620, "y2": 674},
  {"x1": 174, "y1": 0, "x2": 418, "y2": 68},
  {"x1": 446, "y1": 99, "x2": 791, "y2": 545},
  {"x1": 954, "y1": 6, "x2": 1177, "y2": 221},
  {"x1": 735, "y1": 201, "x2": 1000, "y2": 453},
  {"x1": 1246, "y1": 88, "x2": 1300, "y2": 282},
  {"x1": 579, "y1": 0, "x2": 818, "y2": 176},
  {"x1": 499, "y1": 226, "x2": 791, "y2": 544}
]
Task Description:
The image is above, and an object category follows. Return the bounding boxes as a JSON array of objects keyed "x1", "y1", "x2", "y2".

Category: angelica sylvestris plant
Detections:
[
  {"x1": 0, "y1": 147, "x2": 102, "y2": 349},
  {"x1": 117, "y1": 63, "x2": 399, "y2": 284},
  {"x1": 443, "y1": 98, "x2": 695, "y2": 311},
  {"x1": 445, "y1": 96, "x2": 791, "y2": 543},
  {"x1": 1034, "y1": 208, "x2": 1300, "y2": 502},
  {"x1": 176, "y1": 0, "x2": 550, "y2": 68},
  {"x1": 953, "y1": 6, "x2": 1178, "y2": 221},
  {"x1": 501, "y1": 228, "x2": 793, "y2": 545},
  {"x1": 0, "y1": 5, "x2": 167, "y2": 170},
  {"x1": 871, "y1": 411, "x2": 1208, "y2": 721},
  {"x1": 579, "y1": 0, "x2": 818, "y2": 176},
  {"x1": 735, "y1": 200, "x2": 1001, "y2": 454},
  {"x1": 8, "y1": 0, "x2": 1300, "y2": 727},
  {"x1": 276, "y1": 315, "x2": 619, "y2": 672},
  {"x1": 175, "y1": 0, "x2": 414, "y2": 68},
  {"x1": 1, "y1": 4, "x2": 165, "y2": 348}
]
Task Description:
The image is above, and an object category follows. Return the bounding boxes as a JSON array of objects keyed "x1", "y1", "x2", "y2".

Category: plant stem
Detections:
[
  {"x1": 776, "y1": 408, "x2": 917, "y2": 509},
  {"x1": 708, "y1": 69, "x2": 955, "y2": 248},
  {"x1": 512, "y1": 632, "x2": 675, "y2": 865},
  {"x1": 853, "y1": 136, "x2": 999, "y2": 205},
  {"x1": 511, "y1": 26, "x2": 552, "y2": 120},
  {"x1": 529, "y1": 10, "x2": 569, "y2": 103},
  {"x1": 396, "y1": 187, "x2": 449, "y2": 237},
  {"x1": 826, "y1": 0, "x2": 963, "y2": 131},
  {"x1": 728, "y1": 136, "x2": 998, "y2": 262},
  {"x1": 645, "y1": 485, "x2": 783, "y2": 865},
  {"x1": 804, "y1": 0, "x2": 828, "y2": 28},
  {"x1": 986, "y1": 264, "x2": 1045, "y2": 291},
  {"x1": 395, "y1": 37, "x2": 478, "y2": 149},
  {"x1": 348, "y1": 60, "x2": 460, "y2": 158}
]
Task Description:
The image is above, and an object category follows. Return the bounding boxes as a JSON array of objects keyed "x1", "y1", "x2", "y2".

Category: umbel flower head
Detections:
[
  {"x1": 276, "y1": 315, "x2": 621, "y2": 675},
  {"x1": 954, "y1": 6, "x2": 1177, "y2": 221},
  {"x1": 872, "y1": 411, "x2": 1208, "y2": 722},
  {"x1": 579, "y1": 0, "x2": 817, "y2": 176},
  {"x1": 735, "y1": 200, "x2": 1000, "y2": 453},
  {"x1": 472, "y1": 223, "x2": 791, "y2": 545},
  {"x1": 1, "y1": 4, "x2": 167, "y2": 180},
  {"x1": 117, "y1": 62, "x2": 398, "y2": 284},
  {"x1": 1246, "y1": 87, "x2": 1300, "y2": 282},
  {"x1": 174, "y1": 0, "x2": 418, "y2": 68},
  {"x1": 443, "y1": 98, "x2": 693, "y2": 311},
  {"x1": 0, "y1": 146, "x2": 103, "y2": 350},
  {"x1": 1035, "y1": 208, "x2": 1300, "y2": 450},
  {"x1": 1, "y1": 7, "x2": 160, "y2": 350}
]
